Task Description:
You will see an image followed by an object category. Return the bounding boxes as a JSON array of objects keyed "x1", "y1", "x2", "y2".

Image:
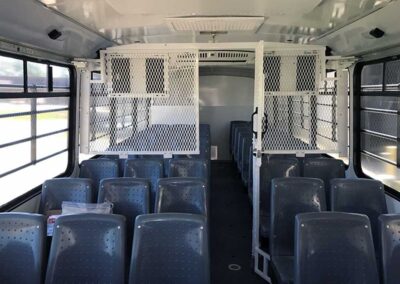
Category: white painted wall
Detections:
[{"x1": 199, "y1": 75, "x2": 254, "y2": 160}]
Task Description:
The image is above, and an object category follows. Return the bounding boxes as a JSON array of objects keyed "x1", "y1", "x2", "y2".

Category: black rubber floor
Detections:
[{"x1": 210, "y1": 161, "x2": 265, "y2": 284}]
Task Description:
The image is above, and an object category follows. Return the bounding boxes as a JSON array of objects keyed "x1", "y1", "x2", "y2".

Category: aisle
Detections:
[{"x1": 210, "y1": 161, "x2": 265, "y2": 284}]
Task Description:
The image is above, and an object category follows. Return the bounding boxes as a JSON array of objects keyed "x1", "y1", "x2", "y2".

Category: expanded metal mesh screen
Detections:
[
  {"x1": 261, "y1": 48, "x2": 339, "y2": 153},
  {"x1": 86, "y1": 50, "x2": 199, "y2": 154}
]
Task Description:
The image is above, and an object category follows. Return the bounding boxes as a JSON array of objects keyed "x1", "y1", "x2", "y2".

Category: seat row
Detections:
[
  {"x1": 230, "y1": 128, "x2": 344, "y2": 199},
  {"x1": 230, "y1": 121, "x2": 252, "y2": 187},
  {"x1": 79, "y1": 157, "x2": 209, "y2": 208},
  {"x1": 268, "y1": 177, "x2": 391, "y2": 284},
  {"x1": 256, "y1": 156, "x2": 345, "y2": 239},
  {"x1": 0, "y1": 212, "x2": 209, "y2": 284},
  {"x1": 41, "y1": 177, "x2": 207, "y2": 244}
]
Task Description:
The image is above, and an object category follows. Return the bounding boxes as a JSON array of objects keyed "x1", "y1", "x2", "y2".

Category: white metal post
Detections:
[
  {"x1": 337, "y1": 63, "x2": 349, "y2": 158},
  {"x1": 347, "y1": 64, "x2": 357, "y2": 177},
  {"x1": 71, "y1": 66, "x2": 82, "y2": 176},
  {"x1": 79, "y1": 69, "x2": 91, "y2": 154},
  {"x1": 253, "y1": 41, "x2": 272, "y2": 283},
  {"x1": 252, "y1": 41, "x2": 264, "y2": 257}
]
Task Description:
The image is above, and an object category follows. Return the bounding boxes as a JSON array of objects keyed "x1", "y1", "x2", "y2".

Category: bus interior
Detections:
[{"x1": 0, "y1": 0, "x2": 400, "y2": 283}]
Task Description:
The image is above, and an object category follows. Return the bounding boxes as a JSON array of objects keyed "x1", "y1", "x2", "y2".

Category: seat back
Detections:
[
  {"x1": 303, "y1": 158, "x2": 345, "y2": 204},
  {"x1": 229, "y1": 121, "x2": 248, "y2": 154},
  {"x1": 124, "y1": 159, "x2": 163, "y2": 211},
  {"x1": 260, "y1": 157, "x2": 300, "y2": 214},
  {"x1": 100, "y1": 154, "x2": 136, "y2": 176},
  {"x1": 0, "y1": 213, "x2": 46, "y2": 284},
  {"x1": 40, "y1": 178, "x2": 93, "y2": 215},
  {"x1": 137, "y1": 155, "x2": 170, "y2": 176},
  {"x1": 330, "y1": 178, "x2": 387, "y2": 253},
  {"x1": 294, "y1": 212, "x2": 379, "y2": 284},
  {"x1": 237, "y1": 130, "x2": 252, "y2": 171},
  {"x1": 129, "y1": 213, "x2": 209, "y2": 284},
  {"x1": 98, "y1": 178, "x2": 150, "y2": 244},
  {"x1": 379, "y1": 214, "x2": 400, "y2": 284},
  {"x1": 176, "y1": 135, "x2": 211, "y2": 160},
  {"x1": 247, "y1": 145, "x2": 254, "y2": 200},
  {"x1": 45, "y1": 214, "x2": 126, "y2": 284},
  {"x1": 241, "y1": 136, "x2": 252, "y2": 186},
  {"x1": 270, "y1": 178, "x2": 326, "y2": 257},
  {"x1": 155, "y1": 178, "x2": 207, "y2": 216},
  {"x1": 234, "y1": 126, "x2": 250, "y2": 162},
  {"x1": 169, "y1": 159, "x2": 208, "y2": 181},
  {"x1": 200, "y1": 123, "x2": 210, "y2": 141},
  {"x1": 79, "y1": 159, "x2": 119, "y2": 199}
]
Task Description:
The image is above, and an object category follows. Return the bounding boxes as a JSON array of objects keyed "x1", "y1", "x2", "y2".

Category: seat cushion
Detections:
[
  {"x1": 260, "y1": 211, "x2": 270, "y2": 238},
  {"x1": 271, "y1": 256, "x2": 294, "y2": 284}
]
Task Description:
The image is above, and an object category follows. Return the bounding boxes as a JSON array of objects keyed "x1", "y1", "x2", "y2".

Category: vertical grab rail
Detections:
[{"x1": 252, "y1": 41, "x2": 272, "y2": 283}]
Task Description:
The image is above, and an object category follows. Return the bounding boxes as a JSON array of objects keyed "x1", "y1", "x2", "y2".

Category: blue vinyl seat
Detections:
[
  {"x1": 100, "y1": 154, "x2": 137, "y2": 176},
  {"x1": 124, "y1": 159, "x2": 163, "y2": 212},
  {"x1": 270, "y1": 178, "x2": 326, "y2": 284},
  {"x1": 379, "y1": 214, "x2": 400, "y2": 284},
  {"x1": 129, "y1": 213, "x2": 209, "y2": 284},
  {"x1": 229, "y1": 121, "x2": 249, "y2": 155},
  {"x1": 233, "y1": 126, "x2": 250, "y2": 164},
  {"x1": 241, "y1": 139, "x2": 252, "y2": 187},
  {"x1": 330, "y1": 178, "x2": 387, "y2": 255},
  {"x1": 79, "y1": 159, "x2": 119, "y2": 200},
  {"x1": 98, "y1": 178, "x2": 150, "y2": 250},
  {"x1": 155, "y1": 177, "x2": 207, "y2": 216},
  {"x1": 0, "y1": 213, "x2": 46, "y2": 284},
  {"x1": 168, "y1": 159, "x2": 209, "y2": 207},
  {"x1": 45, "y1": 214, "x2": 126, "y2": 284},
  {"x1": 40, "y1": 178, "x2": 93, "y2": 216},
  {"x1": 237, "y1": 130, "x2": 252, "y2": 171},
  {"x1": 137, "y1": 155, "x2": 170, "y2": 176},
  {"x1": 169, "y1": 158, "x2": 208, "y2": 182},
  {"x1": 294, "y1": 212, "x2": 379, "y2": 284},
  {"x1": 303, "y1": 158, "x2": 345, "y2": 207},
  {"x1": 259, "y1": 157, "x2": 300, "y2": 238}
]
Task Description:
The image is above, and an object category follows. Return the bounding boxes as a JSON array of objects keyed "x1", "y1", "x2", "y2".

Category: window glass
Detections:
[
  {"x1": 0, "y1": 98, "x2": 31, "y2": 116},
  {"x1": 52, "y1": 65, "x2": 70, "y2": 92},
  {"x1": 36, "y1": 131, "x2": 68, "y2": 160},
  {"x1": 37, "y1": 97, "x2": 69, "y2": 112},
  {"x1": 361, "y1": 63, "x2": 383, "y2": 91},
  {"x1": 0, "y1": 141, "x2": 31, "y2": 176},
  {"x1": 0, "y1": 54, "x2": 71, "y2": 207},
  {"x1": 0, "y1": 115, "x2": 31, "y2": 145},
  {"x1": 360, "y1": 61, "x2": 400, "y2": 192},
  {"x1": 28, "y1": 62, "x2": 48, "y2": 92},
  {"x1": 0, "y1": 56, "x2": 23, "y2": 92},
  {"x1": 385, "y1": 60, "x2": 400, "y2": 91},
  {"x1": 37, "y1": 111, "x2": 68, "y2": 135}
]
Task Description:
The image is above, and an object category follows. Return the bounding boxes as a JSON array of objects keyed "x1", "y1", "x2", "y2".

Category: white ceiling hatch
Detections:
[{"x1": 166, "y1": 16, "x2": 265, "y2": 32}]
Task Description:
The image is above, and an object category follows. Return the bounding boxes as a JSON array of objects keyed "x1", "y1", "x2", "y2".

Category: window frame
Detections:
[
  {"x1": 0, "y1": 50, "x2": 76, "y2": 211},
  {"x1": 353, "y1": 55, "x2": 400, "y2": 200}
]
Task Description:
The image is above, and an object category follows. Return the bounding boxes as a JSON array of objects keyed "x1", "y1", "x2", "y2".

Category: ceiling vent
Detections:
[
  {"x1": 198, "y1": 50, "x2": 255, "y2": 66},
  {"x1": 166, "y1": 16, "x2": 265, "y2": 32}
]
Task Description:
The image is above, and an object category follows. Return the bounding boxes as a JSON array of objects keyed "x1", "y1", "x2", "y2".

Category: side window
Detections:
[
  {"x1": 0, "y1": 53, "x2": 72, "y2": 206},
  {"x1": 359, "y1": 59, "x2": 400, "y2": 191}
]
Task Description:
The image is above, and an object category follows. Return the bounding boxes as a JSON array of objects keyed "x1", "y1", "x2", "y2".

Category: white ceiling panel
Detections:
[
  {"x1": 37, "y1": 0, "x2": 393, "y2": 47},
  {"x1": 0, "y1": 0, "x2": 115, "y2": 58},
  {"x1": 0, "y1": 0, "x2": 398, "y2": 58}
]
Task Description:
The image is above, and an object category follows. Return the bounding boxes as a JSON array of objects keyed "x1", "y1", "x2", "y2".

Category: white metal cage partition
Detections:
[
  {"x1": 251, "y1": 42, "x2": 349, "y2": 282},
  {"x1": 79, "y1": 46, "x2": 200, "y2": 155}
]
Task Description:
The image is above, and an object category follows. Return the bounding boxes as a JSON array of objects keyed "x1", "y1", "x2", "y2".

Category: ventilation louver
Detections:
[
  {"x1": 199, "y1": 50, "x2": 255, "y2": 66},
  {"x1": 166, "y1": 16, "x2": 264, "y2": 32}
]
